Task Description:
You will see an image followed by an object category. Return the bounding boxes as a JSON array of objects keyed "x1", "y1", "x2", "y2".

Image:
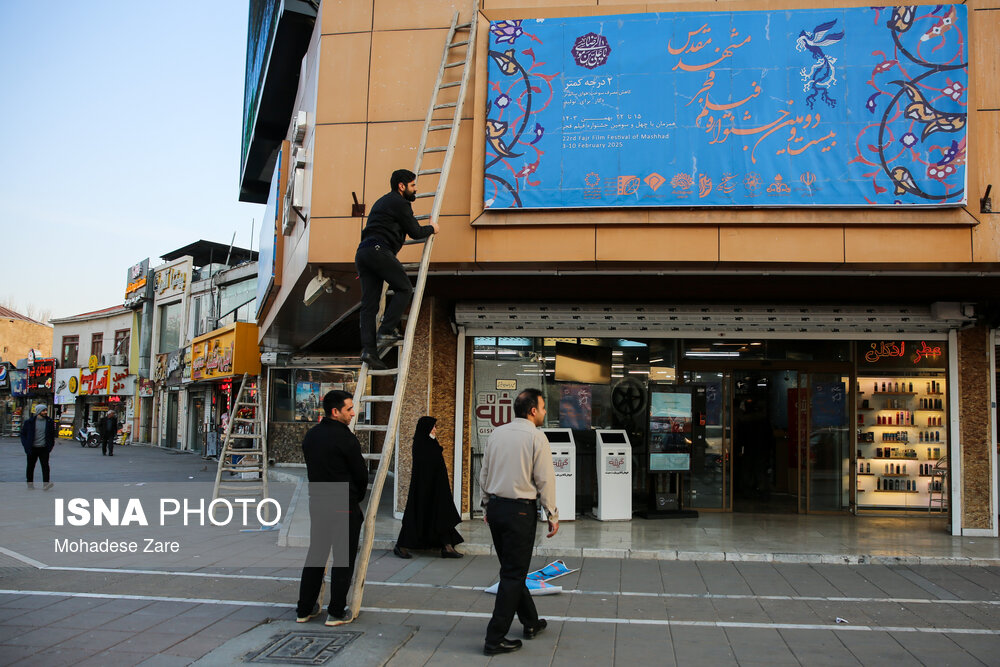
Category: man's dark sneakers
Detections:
[
  {"x1": 325, "y1": 607, "x2": 351, "y2": 626},
  {"x1": 523, "y1": 618, "x2": 547, "y2": 639},
  {"x1": 296, "y1": 603, "x2": 321, "y2": 623},
  {"x1": 483, "y1": 638, "x2": 522, "y2": 655},
  {"x1": 361, "y1": 352, "x2": 388, "y2": 370},
  {"x1": 393, "y1": 544, "x2": 412, "y2": 559}
]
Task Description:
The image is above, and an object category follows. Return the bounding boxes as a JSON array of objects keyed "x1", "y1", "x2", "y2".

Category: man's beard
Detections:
[{"x1": 403, "y1": 190, "x2": 416, "y2": 202}]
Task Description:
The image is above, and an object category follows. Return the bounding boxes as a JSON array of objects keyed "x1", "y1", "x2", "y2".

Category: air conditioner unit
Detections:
[
  {"x1": 112, "y1": 354, "x2": 126, "y2": 366},
  {"x1": 292, "y1": 110, "x2": 308, "y2": 145}
]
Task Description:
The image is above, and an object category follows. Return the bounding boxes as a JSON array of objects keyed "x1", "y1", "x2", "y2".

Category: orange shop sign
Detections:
[
  {"x1": 79, "y1": 366, "x2": 110, "y2": 396},
  {"x1": 191, "y1": 322, "x2": 260, "y2": 381}
]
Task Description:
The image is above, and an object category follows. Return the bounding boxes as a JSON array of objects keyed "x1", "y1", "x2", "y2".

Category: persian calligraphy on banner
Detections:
[{"x1": 484, "y1": 6, "x2": 968, "y2": 209}]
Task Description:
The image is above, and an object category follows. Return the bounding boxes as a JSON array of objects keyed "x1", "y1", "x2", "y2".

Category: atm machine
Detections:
[
  {"x1": 595, "y1": 429, "x2": 632, "y2": 521},
  {"x1": 540, "y1": 428, "x2": 575, "y2": 520}
]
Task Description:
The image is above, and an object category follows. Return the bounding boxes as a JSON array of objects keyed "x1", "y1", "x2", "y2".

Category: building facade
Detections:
[{"x1": 244, "y1": 1, "x2": 999, "y2": 537}]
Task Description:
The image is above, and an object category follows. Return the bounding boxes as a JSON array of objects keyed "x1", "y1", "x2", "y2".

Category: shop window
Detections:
[
  {"x1": 114, "y1": 329, "x2": 130, "y2": 358},
  {"x1": 61, "y1": 336, "x2": 78, "y2": 368},
  {"x1": 91, "y1": 333, "x2": 103, "y2": 360},
  {"x1": 683, "y1": 339, "x2": 850, "y2": 362},
  {"x1": 158, "y1": 302, "x2": 182, "y2": 353},
  {"x1": 269, "y1": 368, "x2": 358, "y2": 423}
]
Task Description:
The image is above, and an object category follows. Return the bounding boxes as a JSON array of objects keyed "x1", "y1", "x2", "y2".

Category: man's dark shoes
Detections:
[
  {"x1": 361, "y1": 351, "x2": 388, "y2": 370},
  {"x1": 440, "y1": 546, "x2": 463, "y2": 558},
  {"x1": 296, "y1": 603, "x2": 321, "y2": 623},
  {"x1": 393, "y1": 544, "x2": 412, "y2": 559},
  {"x1": 483, "y1": 638, "x2": 522, "y2": 655},
  {"x1": 523, "y1": 619, "x2": 547, "y2": 639},
  {"x1": 376, "y1": 330, "x2": 403, "y2": 351}
]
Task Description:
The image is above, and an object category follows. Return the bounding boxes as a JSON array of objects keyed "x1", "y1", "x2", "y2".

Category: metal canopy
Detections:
[{"x1": 454, "y1": 303, "x2": 969, "y2": 338}]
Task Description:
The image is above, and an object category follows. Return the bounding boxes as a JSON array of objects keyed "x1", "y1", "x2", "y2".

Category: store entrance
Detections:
[{"x1": 732, "y1": 370, "x2": 799, "y2": 513}]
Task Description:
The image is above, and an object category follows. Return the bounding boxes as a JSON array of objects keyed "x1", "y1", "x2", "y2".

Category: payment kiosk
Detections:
[
  {"x1": 541, "y1": 428, "x2": 576, "y2": 521},
  {"x1": 595, "y1": 429, "x2": 632, "y2": 521}
]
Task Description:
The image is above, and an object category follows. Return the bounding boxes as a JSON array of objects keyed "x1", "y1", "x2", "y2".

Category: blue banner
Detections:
[{"x1": 484, "y1": 6, "x2": 968, "y2": 209}]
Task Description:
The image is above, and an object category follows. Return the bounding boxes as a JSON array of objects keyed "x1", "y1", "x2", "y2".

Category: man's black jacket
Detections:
[
  {"x1": 360, "y1": 190, "x2": 434, "y2": 254},
  {"x1": 302, "y1": 418, "x2": 368, "y2": 507}
]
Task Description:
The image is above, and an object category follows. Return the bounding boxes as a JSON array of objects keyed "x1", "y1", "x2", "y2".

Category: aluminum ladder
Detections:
[
  {"x1": 211, "y1": 373, "x2": 270, "y2": 519},
  {"x1": 345, "y1": 6, "x2": 478, "y2": 622}
]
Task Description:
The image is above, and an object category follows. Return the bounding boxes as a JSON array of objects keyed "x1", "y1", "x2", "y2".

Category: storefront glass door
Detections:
[{"x1": 799, "y1": 372, "x2": 851, "y2": 512}]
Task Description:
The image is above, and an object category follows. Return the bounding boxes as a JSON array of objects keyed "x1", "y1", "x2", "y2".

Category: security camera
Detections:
[
  {"x1": 304, "y1": 269, "x2": 348, "y2": 306},
  {"x1": 304, "y1": 269, "x2": 332, "y2": 306}
]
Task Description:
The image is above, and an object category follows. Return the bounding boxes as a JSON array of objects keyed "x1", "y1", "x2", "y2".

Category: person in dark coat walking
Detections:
[
  {"x1": 101, "y1": 410, "x2": 119, "y2": 456},
  {"x1": 295, "y1": 390, "x2": 368, "y2": 627},
  {"x1": 393, "y1": 416, "x2": 464, "y2": 559},
  {"x1": 21, "y1": 404, "x2": 55, "y2": 489}
]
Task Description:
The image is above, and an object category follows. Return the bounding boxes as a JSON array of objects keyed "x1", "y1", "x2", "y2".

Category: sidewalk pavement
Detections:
[{"x1": 2, "y1": 438, "x2": 1000, "y2": 665}]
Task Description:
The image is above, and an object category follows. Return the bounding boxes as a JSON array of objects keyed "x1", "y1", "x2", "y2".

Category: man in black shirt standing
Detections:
[
  {"x1": 295, "y1": 390, "x2": 368, "y2": 626},
  {"x1": 355, "y1": 168, "x2": 438, "y2": 369}
]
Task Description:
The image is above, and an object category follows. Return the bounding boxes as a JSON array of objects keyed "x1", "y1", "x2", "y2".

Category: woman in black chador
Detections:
[{"x1": 393, "y1": 416, "x2": 464, "y2": 559}]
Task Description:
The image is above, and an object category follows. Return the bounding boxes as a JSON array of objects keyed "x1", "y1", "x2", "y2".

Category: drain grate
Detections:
[{"x1": 244, "y1": 630, "x2": 362, "y2": 665}]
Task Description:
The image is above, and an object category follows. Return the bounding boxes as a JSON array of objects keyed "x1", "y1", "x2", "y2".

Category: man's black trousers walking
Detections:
[
  {"x1": 26, "y1": 450, "x2": 50, "y2": 483},
  {"x1": 355, "y1": 244, "x2": 413, "y2": 354},
  {"x1": 297, "y1": 502, "x2": 363, "y2": 617},
  {"x1": 485, "y1": 497, "x2": 540, "y2": 644},
  {"x1": 102, "y1": 434, "x2": 114, "y2": 456}
]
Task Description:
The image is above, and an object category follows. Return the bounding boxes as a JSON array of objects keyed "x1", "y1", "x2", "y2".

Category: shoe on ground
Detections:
[
  {"x1": 484, "y1": 638, "x2": 522, "y2": 655},
  {"x1": 440, "y1": 546, "x2": 464, "y2": 559},
  {"x1": 43, "y1": 482, "x2": 54, "y2": 491},
  {"x1": 26, "y1": 482, "x2": 35, "y2": 489},
  {"x1": 523, "y1": 618, "x2": 547, "y2": 639},
  {"x1": 361, "y1": 352, "x2": 388, "y2": 371},
  {"x1": 393, "y1": 544, "x2": 412, "y2": 559},
  {"x1": 296, "y1": 603, "x2": 321, "y2": 623},
  {"x1": 325, "y1": 608, "x2": 351, "y2": 627}
]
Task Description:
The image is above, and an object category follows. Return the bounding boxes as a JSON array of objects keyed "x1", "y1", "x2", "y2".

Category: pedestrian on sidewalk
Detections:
[
  {"x1": 354, "y1": 168, "x2": 439, "y2": 370},
  {"x1": 295, "y1": 390, "x2": 368, "y2": 627},
  {"x1": 393, "y1": 416, "x2": 464, "y2": 559},
  {"x1": 478, "y1": 388, "x2": 559, "y2": 656},
  {"x1": 21, "y1": 404, "x2": 55, "y2": 489},
  {"x1": 101, "y1": 410, "x2": 118, "y2": 456}
]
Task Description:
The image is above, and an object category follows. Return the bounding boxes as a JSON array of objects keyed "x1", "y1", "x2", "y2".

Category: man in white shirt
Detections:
[{"x1": 478, "y1": 388, "x2": 558, "y2": 656}]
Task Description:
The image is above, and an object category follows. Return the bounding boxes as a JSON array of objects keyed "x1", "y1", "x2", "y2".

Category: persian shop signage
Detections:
[
  {"x1": 154, "y1": 263, "x2": 189, "y2": 299},
  {"x1": 27, "y1": 359, "x2": 56, "y2": 392},
  {"x1": 124, "y1": 258, "x2": 151, "y2": 309},
  {"x1": 862, "y1": 340, "x2": 944, "y2": 368},
  {"x1": 484, "y1": 6, "x2": 968, "y2": 209},
  {"x1": 191, "y1": 338, "x2": 234, "y2": 380}
]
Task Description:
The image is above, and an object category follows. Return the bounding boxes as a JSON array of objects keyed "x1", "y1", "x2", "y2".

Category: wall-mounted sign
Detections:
[
  {"x1": 155, "y1": 264, "x2": 188, "y2": 298},
  {"x1": 109, "y1": 366, "x2": 136, "y2": 396},
  {"x1": 79, "y1": 366, "x2": 110, "y2": 396},
  {"x1": 190, "y1": 322, "x2": 261, "y2": 381},
  {"x1": 124, "y1": 258, "x2": 152, "y2": 309},
  {"x1": 55, "y1": 368, "x2": 80, "y2": 405},
  {"x1": 0, "y1": 362, "x2": 11, "y2": 390},
  {"x1": 484, "y1": 6, "x2": 968, "y2": 209},
  {"x1": 27, "y1": 358, "x2": 56, "y2": 392},
  {"x1": 10, "y1": 369, "x2": 28, "y2": 397},
  {"x1": 138, "y1": 378, "x2": 155, "y2": 398},
  {"x1": 861, "y1": 340, "x2": 946, "y2": 369}
]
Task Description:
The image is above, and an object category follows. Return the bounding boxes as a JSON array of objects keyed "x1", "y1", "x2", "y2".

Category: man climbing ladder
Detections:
[{"x1": 354, "y1": 168, "x2": 439, "y2": 370}]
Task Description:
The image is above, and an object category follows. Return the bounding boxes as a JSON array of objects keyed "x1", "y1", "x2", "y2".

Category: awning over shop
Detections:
[{"x1": 191, "y1": 322, "x2": 260, "y2": 381}]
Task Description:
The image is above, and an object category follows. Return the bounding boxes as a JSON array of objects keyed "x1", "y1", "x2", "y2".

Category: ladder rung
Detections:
[
  {"x1": 218, "y1": 483, "x2": 263, "y2": 491},
  {"x1": 360, "y1": 395, "x2": 394, "y2": 403},
  {"x1": 414, "y1": 192, "x2": 436, "y2": 199},
  {"x1": 368, "y1": 368, "x2": 399, "y2": 376},
  {"x1": 443, "y1": 61, "x2": 466, "y2": 69},
  {"x1": 456, "y1": 22, "x2": 473, "y2": 30},
  {"x1": 428, "y1": 124, "x2": 453, "y2": 132},
  {"x1": 423, "y1": 146, "x2": 447, "y2": 153},
  {"x1": 221, "y1": 467, "x2": 264, "y2": 473},
  {"x1": 400, "y1": 263, "x2": 420, "y2": 270},
  {"x1": 230, "y1": 433, "x2": 262, "y2": 439},
  {"x1": 402, "y1": 238, "x2": 428, "y2": 245},
  {"x1": 355, "y1": 424, "x2": 389, "y2": 432},
  {"x1": 226, "y1": 449, "x2": 263, "y2": 455},
  {"x1": 449, "y1": 40, "x2": 469, "y2": 48},
  {"x1": 432, "y1": 103, "x2": 457, "y2": 111},
  {"x1": 440, "y1": 82, "x2": 461, "y2": 89},
  {"x1": 419, "y1": 168, "x2": 442, "y2": 175},
  {"x1": 414, "y1": 215, "x2": 430, "y2": 221},
  {"x1": 233, "y1": 418, "x2": 256, "y2": 423},
  {"x1": 362, "y1": 453, "x2": 383, "y2": 461}
]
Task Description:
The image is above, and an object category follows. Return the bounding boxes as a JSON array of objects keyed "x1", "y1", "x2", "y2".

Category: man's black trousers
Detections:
[
  {"x1": 485, "y1": 497, "x2": 540, "y2": 644},
  {"x1": 355, "y1": 244, "x2": 413, "y2": 354},
  {"x1": 297, "y1": 503, "x2": 363, "y2": 617},
  {"x1": 26, "y1": 449, "x2": 50, "y2": 483}
]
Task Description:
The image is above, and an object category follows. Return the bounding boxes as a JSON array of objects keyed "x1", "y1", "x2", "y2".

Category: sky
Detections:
[{"x1": 0, "y1": 1, "x2": 265, "y2": 321}]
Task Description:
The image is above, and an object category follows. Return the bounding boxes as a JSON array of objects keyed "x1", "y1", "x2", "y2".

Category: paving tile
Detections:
[
  {"x1": 775, "y1": 564, "x2": 841, "y2": 597},
  {"x1": 813, "y1": 565, "x2": 881, "y2": 598},
  {"x1": 759, "y1": 598, "x2": 825, "y2": 626},
  {"x1": 888, "y1": 631, "x2": 983, "y2": 666},
  {"x1": 839, "y1": 630, "x2": 916, "y2": 663},
  {"x1": 945, "y1": 632, "x2": 1000, "y2": 665},
  {"x1": 697, "y1": 562, "x2": 753, "y2": 596},
  {"x1": 50, "y1": 628, "x2": 133, "y2": 652},
  {"x1": 779, "y1": 628, "x2": 860, "y2": 666},
  {"x1": 902, "y1": 600, "x2": 989, "y2": 630},
  {"x1": 58, "y1": 611, "x2": 133, "y2": 630},
  {"x1": 7, "y1": 645, "x2": 98, "y2": 667},
  {"x1": 907, "y1": 566, "x2": 995, "y2": 600},
  {"x1": 384, "y1": 627, "x2": 447, "y2": 667},
  {"x1": 855, "y1": 565, "x2": 937, "y2": 599},
  {"x1": 723, "y1": 626, "x2": 799, "y2": 665},
  {"x1": 658, "y1": 561, "x2": 710, "y2": 595},
  {"x1": 110, "y1": 631, "x2": 189, "y2": 654},
  {"x1": 72, "y1": 649, "x2": 151, "y2": 667},
  {"x1": 733, "y1": 562, "x2": 798, "y2": 597},
  {"x1": 2, "y1": 625, "x2": 83, "y2": 648},
  {"x1": 0, "y1": 595, "x2": 66, "y2": 610},
  {"x1": 159, "y1": 631, "x2": 230, "y2": 659},
  {"x1": 615, "y1": 593, "x2": 668, "y2": 621},
  {"x1": 613, "y1": 623, "x2": 676, "y2": 667},
  {"x1": 134, "y1": 653, "x2": 197, "y2": 666},
  {"x1": 665, "y1": 598, "x2": 718, "y2": 622},
  {"x1": 551, "y1": 616, "x2": 614, "y2": 664},
  {"x1": 710, "y1": 597, "x2": 770, "y2": 624},
  {"x1": 619, "y1": 559, "x2": 664, "y2": 594},
  {"x1": 669, "y1": 625, "x2": 736, "y2": 666}
]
